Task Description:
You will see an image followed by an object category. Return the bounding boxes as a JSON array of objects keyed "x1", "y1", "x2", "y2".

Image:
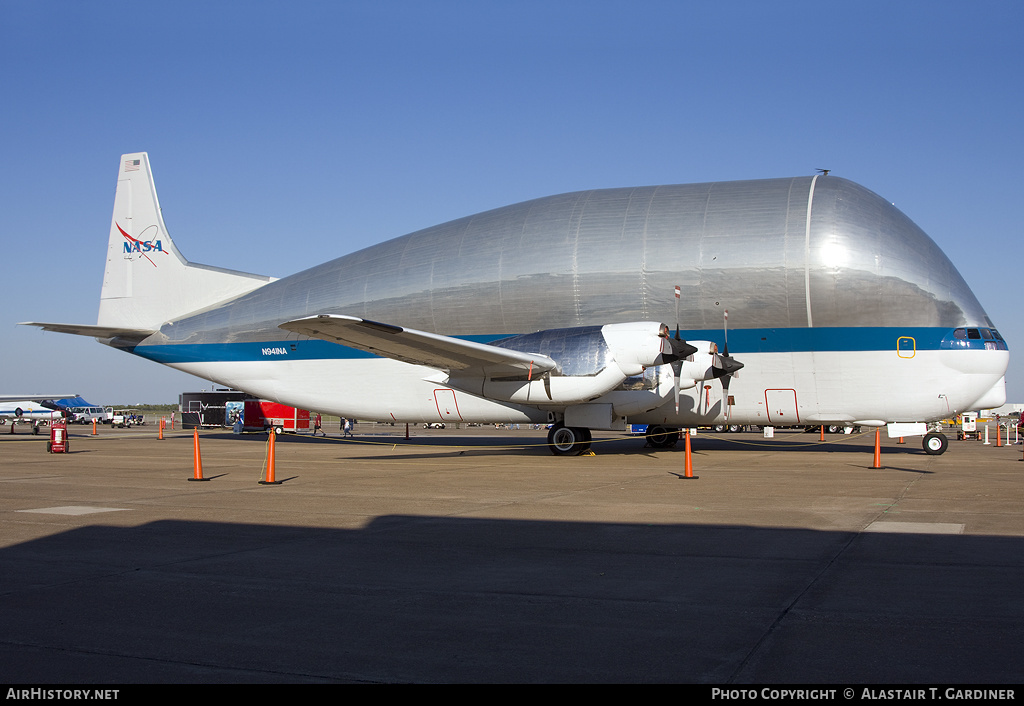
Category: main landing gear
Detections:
[
  {"x1": 547, "y1": 423, "x2": 592, "y2": 456},
  {"x1": 645, "y1": 425, "x2": 680, "y2": 448}
]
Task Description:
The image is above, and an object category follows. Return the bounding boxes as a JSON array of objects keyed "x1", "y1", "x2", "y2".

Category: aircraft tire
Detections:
[
  {"x1": 922, "y1": 432, "x2": 949, "y2": 455},
  {"x1": 548, "y1": 423, "x2": 588, "y2": 456},
  {"x1": 646, "y1": 425, "x2": 679, "y2": 448}
]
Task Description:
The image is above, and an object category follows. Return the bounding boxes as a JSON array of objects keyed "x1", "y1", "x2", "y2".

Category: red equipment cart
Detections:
[{"x1": 48, "y1": 419, "x2": 69, "y2": 453}]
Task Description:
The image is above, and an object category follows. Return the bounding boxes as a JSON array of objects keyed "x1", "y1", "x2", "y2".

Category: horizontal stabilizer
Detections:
[
  {"x1": 280, "y1": 315, "x2": 558, "y2": 377},
  {"x1": 20, "y1": 321, "x2": 157, "y2": 341}
]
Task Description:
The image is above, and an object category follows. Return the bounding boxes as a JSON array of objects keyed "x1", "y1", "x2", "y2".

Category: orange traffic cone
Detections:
[
  {"x1": 188, "y1": 428, "x2": 209, "y2": 481},
  {"x1": 260, "y1": 429, "x2": 283, "y2": 485},
  {"x1": 682, "y1": 429, "x2": 698, "y2": 479}
]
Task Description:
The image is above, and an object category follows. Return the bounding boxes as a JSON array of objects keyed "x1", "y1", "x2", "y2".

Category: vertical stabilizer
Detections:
[{"x1": 97, "y1": 153, "x2": 274, "y2": 330}]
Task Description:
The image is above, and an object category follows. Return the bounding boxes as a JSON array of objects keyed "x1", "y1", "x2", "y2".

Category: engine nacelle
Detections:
[
  {"x1": 601, "y1": 322, "x2": 675, "y2": 376},
  {"x1": 464, "y1": 364, "x2": 630, "y2": 407},
  {"x1": 675, "y1": 340, "x2": 720, "y2": 384},
  {"x1": 450, "y1": 322, "x2": 728, "y2": 412}
]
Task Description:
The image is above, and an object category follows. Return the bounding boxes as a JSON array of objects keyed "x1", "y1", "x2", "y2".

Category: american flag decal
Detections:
[{"x1": 124, "y1": 159, "x2": 140, "y2": 172}]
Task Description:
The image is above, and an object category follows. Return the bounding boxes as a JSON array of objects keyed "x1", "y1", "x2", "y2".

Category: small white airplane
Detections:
[
  {"x1": 22, "y1": 153, "x2": 1008, "y2": 455},
  {"x1": 0, "y1": 396, "x2": 76, "y2": 434}
]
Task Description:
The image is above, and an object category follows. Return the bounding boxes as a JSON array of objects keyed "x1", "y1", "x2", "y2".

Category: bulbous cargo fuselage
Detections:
[
  {"x1": 135, "y1": 175, "x2": 1006, "y2": 431},
  {"x1": 156, "y1": 176, "x2": 992, "y2": 341}
]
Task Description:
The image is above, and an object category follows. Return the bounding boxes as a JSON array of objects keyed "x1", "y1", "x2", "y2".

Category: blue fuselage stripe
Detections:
[{"x1": 130, "y1": 327, "x2": 991, "y2": 365}]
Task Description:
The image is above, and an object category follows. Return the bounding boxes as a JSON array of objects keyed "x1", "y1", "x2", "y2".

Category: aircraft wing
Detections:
[
  {"x1": 280, "y1": 314, "x2": 558, "y2": 377},
  {"x1": 0, "y1": 395, "x2": 77, "y2": 403},
  {"x1": 19, "y1": 322, "x2": 158, "y2": 340}
]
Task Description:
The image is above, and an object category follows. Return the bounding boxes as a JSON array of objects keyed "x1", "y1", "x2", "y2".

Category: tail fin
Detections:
[{"x1": 98, "y1": 152, "x2": 274, "y2": 330}]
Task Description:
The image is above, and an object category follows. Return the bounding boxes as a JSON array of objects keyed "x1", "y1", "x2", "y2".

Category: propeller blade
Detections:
[
  {"x1": 667, "y1": 287, "x2": 695, "y2": 416},
  {"x1": 674, "y1": 285, "x2": 681, "y2": 338},
  {"x1": 720, "y1": 354, "x2": 736, "y2": 418},
  {"x1": 672, "y1": 360, "x2": 682, "y2": 414},
  {"x1": 723, "y1": 309, "x2": 729, "y2": 357},
  {"x1": 715, "y1": 310, "x2": 741, "y2": 420},
  {"x1": 712, "y1": 352, "x2": 743, "y2": 421},
  {"x1": 715, "y1": 308, "x2": 742, "y2": 379}
]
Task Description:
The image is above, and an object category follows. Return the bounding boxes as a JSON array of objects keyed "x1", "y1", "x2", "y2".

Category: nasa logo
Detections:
[
  {"x1": 123, "y1": 240, "x2": 164, "y2": 254},
  {"x1": 116, "y1": 223, "x2": 169, "y2": 267}
]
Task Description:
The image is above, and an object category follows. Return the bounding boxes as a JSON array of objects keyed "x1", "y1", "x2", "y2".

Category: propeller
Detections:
[
  {"x1": 661, "y1": 286, "x2": 698, "y2": 414},
  {"x1": 712, "y1": 309, "x2": 744, "y2": 417},
  {"x1": 660, "y1": 288, "x2": 744, "y2": 416}
]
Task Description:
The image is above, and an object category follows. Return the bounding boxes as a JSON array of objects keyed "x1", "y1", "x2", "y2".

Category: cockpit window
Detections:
[{"x1": 941, "y1": 327, "x2": 1008, "y2": 350}]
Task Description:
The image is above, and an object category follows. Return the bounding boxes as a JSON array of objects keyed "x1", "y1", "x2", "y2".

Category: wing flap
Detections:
[{"x1": 280, "y1": 315, "x2": 557, "y2": 377}]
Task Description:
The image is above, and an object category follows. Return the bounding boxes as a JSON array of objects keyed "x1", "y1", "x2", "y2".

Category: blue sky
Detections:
[{"x1": 2, "y1": 1, "x2": 1022, "y2": 405}]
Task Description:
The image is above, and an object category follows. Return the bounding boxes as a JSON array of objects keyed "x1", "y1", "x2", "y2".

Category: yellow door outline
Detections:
[{"x1": 897, "y1": 336, "x2": 916, "y2": 359}]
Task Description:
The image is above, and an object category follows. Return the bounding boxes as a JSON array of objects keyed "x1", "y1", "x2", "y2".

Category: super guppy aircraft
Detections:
[{"x1": 24, "y1": 153, "x2": 1008, "y2": 454}]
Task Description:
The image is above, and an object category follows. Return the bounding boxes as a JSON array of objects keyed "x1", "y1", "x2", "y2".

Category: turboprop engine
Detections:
[{"x1": 463, "y1": 321, "x2": 724, "y2": 407}]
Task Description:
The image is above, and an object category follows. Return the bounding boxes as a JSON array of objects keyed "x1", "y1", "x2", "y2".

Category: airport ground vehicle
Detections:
[
  {"x1": 110, "y1": 409, "x2": 144, "y2": 427},
  {"x1": 956, "y1": 412, "x2": 980, "y2": 440},
  {"x1": 242, "y1": 400, "x2": 310, "y2": 434},
  {"x1": 67, "y1": 406, "x2": 111, "y2": 424}
]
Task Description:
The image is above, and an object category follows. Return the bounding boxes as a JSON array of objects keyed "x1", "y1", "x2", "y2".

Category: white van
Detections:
[{"x1": 69, "y1": 406, "x2": 111, "y2": 424}]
